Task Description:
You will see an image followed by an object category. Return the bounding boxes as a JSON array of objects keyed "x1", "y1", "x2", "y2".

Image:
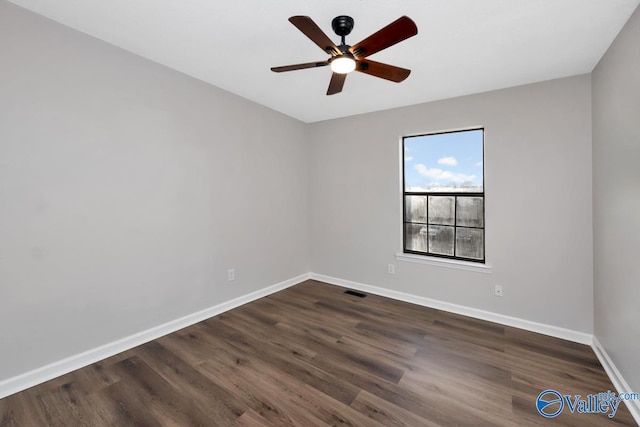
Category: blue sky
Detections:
[{"x1": 404, "y1": 129, "x2": 484, "y2": 190}]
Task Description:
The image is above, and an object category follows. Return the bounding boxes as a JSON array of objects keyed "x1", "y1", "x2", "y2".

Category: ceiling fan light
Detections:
[{"x1": 330, "y1": 55, "x2": 356, "y2": 74}]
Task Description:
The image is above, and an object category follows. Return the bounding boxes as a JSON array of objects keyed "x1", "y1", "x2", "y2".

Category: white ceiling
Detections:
[{"x1": 8, "y1": 0, "x2": 640, "y2": 123}]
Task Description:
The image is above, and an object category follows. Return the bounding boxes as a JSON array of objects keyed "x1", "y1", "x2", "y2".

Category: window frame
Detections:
[{"x1": 401, "y1": 128, "x2": 485, "y2": 264}]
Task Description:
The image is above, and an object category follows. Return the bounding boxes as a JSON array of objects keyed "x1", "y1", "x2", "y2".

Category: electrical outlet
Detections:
[
  {"x1": 494, "y1": 285, "x2": 503, "y2": 297},
  {"x1": 388, "y1": 264, "x2": 395, "y2": 274},
  {"x1": 227, "y1": 268, "x2": 235, "y2": 282}
]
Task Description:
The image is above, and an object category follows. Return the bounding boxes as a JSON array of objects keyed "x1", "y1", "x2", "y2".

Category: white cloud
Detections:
[
  {"x1": 414, "y1": 164, "x2": 476, "y2": 184},
  {"x1": 405, "y1": 156, "x2": 413, "y2": 162},
  {"x1": 438, "y1": 156, "x2": 458, "y2": 166},
  {"x1": 475, "y1": 161, "x2": 483, "y2": 166}
]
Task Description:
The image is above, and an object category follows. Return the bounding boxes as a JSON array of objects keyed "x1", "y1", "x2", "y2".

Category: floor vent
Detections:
[{"x1": 344, "y1": 290, "x2": 367, "y2": 298}]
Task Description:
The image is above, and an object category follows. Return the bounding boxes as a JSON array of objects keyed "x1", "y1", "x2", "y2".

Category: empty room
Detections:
[{"x1": 1, "y1": 0, "x2": 639, "y2": 425}]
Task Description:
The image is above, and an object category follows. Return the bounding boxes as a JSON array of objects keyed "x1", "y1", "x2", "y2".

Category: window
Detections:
[{"x1": 403, "y1": 129, "x2": 484, "y2": 263}]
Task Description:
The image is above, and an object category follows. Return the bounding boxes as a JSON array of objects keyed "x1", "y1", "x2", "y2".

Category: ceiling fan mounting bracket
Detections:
[{"x1": 331, "y1": 16, "x2": 354, "y2": 37}]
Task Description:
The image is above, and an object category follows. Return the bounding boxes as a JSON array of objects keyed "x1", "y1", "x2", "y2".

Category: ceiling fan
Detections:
[{"x1": 271, "y1": 15, "x2": 418, "y2": 95}]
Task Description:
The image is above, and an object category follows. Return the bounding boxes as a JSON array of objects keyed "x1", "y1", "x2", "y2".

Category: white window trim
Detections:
[{"x1": 395, "y1": 252, "x2": 492, "y2": 274}]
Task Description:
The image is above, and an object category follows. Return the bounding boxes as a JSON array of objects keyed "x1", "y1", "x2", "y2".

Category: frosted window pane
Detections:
[
  {"x1": 428, "y1": 196, "x2": 454, "y2": 225},
  {"x1": 428, "y1": 225, "x2": 454, "y2": 255},
  {"x1": 405, "y1": 196, "x2": 427, "y2": 223},
  {"x1": 456, "y1": 228, "x2": 484, "y2": 259},
  {"x1": 456, "y1": 197, "x2": 484, "y2": 227},
  {"x1": 405, "y1": 224, "x2": 429, "y2": 252}
]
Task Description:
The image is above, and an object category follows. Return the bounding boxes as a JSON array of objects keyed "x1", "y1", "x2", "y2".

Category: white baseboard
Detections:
[
  {"x1": 592, "y1": 337, "x2": 640, "y2": 424},
  {"x1": 309, "y1": 273, "x2": 593, "y2": 345},
  {"x1": 0, "y1": 273, "x2": 310, "y2": 400}
]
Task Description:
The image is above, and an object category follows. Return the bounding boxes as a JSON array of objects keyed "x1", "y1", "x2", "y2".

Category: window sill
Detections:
[{"x1": 395, "y1": 253, "x2": 492, "y2": 274}]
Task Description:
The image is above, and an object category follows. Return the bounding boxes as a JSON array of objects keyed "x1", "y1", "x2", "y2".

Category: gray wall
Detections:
[
  {"x1": 0, "y1": 2, "x2": 310, "y2": 380},
  {"x1": 592, "y1": 6, "x2": 640, "y2": 392},
  {"x1": 309, "y1": 75, "x2": 594, "y2": 333}
]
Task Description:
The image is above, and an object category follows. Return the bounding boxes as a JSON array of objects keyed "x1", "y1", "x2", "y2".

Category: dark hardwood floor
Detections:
[{"x1": 1, "y1": 280, "x2": 636, "y2": 426}]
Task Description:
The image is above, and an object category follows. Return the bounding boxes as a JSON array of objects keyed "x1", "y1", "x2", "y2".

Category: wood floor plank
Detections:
[
  {"x1": 0, "y1": 280, "x2": 637, "y2": 426},
  {"x1": 0, "y1": 390, "x2": 49, "y2": 426},
  {"x1": 199, "y1": 317, "x2": 362, "y2": 407},
  {"x1": 35, "y1": 381, "x2": 100, "y2": 427},
  {"x1": 201, "y1": 353, "x2": 386, "y2": 427},
  {"x1": 134, "y1": 340, "x2": 245, "y2": 425},
  {"x1": 350, "y1": 389, "x2": 440, "y2": 427},
  {"x1": 111, "y1": 356, "x2": 216, "y2": 426},
  {"x1": 197, "y1": 359, "x2": 329, "y2": 426},
  {"x1": 98, "y1": 379, "x2": 164, "y2": 426},
  {"x1": 233, "y1": 409, "x2": 276, "y2": 427}
]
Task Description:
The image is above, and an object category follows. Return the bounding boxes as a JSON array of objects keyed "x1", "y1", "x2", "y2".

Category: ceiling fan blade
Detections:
[
  {"x1": 356, "y1": 59, "x2": 411, "y2": 82},
  {"x1": 327, "y1": 73, "x2": 347, "y2": 95},
  {"x1": 349, "y1": 16, "x2": 417, "y2": 58},
  {"x1": 271, "y1": 61, "x2": 329, "y2": 73},
  {"x1": 289, "y1": 16, "x2": 340, "y2": 56}
]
